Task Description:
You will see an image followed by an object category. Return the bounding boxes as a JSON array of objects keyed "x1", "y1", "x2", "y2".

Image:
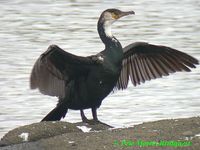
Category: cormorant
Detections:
[{"x1": 30, "y1": 9, "x2": 199, "y2": 122}]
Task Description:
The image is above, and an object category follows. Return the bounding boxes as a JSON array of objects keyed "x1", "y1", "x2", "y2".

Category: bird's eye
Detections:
[{"x1": 111, "y1": 12, "x2": 119, "y2": 19}]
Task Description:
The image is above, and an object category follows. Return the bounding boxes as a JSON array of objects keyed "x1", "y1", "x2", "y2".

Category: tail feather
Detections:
[{"x1": 41, "y1": 103, "x2": 68, "y2": 122}]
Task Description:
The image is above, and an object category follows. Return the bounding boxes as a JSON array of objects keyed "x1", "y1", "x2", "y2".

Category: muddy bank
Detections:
[{"x1": 1, "y1": 117, "x2": 200, "y2": 150}]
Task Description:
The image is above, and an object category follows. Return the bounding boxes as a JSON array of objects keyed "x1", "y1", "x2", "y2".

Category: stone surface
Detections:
[
  {"x1": 1, "y1": 117, "x2": 200, "y2": 150},
  {"x1": 1, "y1": 121, "x2": 82, "y2": 146}
]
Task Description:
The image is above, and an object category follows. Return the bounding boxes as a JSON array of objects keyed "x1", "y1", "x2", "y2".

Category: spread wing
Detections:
[
  {"x1": 30, "y1": 44, "x2": 98, "y2": 98},
  {"x1": 116, "y1": 42, "x2": 199, "y2": 90}
]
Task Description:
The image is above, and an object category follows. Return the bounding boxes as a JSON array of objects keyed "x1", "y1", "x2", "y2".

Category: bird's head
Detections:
[
  {"x1": 100, "y1": 9, "x2": 135, "y2": 24},
  {"x1": 98, "y1": 9, "x2": 135, "y2": 37}
]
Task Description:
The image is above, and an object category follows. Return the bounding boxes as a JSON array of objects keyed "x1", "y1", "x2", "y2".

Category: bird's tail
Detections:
[{"x1": 41, "y1": 103, "x2": 68, "y2": 122}]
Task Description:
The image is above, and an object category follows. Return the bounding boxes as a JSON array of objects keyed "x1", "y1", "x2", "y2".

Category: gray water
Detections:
[{"x1": 0, "y1": 0, "x2": 200, "y2": 138}]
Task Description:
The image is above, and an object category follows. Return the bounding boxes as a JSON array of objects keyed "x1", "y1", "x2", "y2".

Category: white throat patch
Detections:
[{"x1": 104, "y1": 20, "x2": 113, "y2": 37}]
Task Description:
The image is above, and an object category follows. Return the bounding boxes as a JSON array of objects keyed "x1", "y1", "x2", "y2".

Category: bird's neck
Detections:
[
  {"x1": 97, "y1": 19, "x2": 123, "y2": 65},
  {"x1": 97, "y1": 20, "x2": 119, "y2": 47}
]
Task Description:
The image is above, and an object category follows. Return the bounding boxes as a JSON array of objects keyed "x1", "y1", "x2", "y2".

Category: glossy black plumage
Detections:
[
  {"x1": 30, "y1": 9, "x2": 198, "y2": 122},
  {"x1": 116, "y1": 42, "x2": 198, "y2": 89}
]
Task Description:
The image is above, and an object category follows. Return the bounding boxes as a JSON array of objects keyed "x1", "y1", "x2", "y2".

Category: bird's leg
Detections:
[
  {"x1": 80, "y1": 109, "x2": 89, "y2": 122},
  {"x1": 91, "y1": 107, "x2": 113, "y2": 127},
  {"x1": 92, "y1": 107, "x2": 98, "y2": 121}
]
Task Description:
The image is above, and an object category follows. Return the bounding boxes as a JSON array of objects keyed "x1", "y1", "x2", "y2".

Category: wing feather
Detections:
[
  {"x1": 30, "y1": 44, "x2": 98, "y2": 98},
  {"x1": 116, "y1": 42, "x2": 198, "y2": 90},
  {"x1": 30, "y1": 54, "x2": 65, "y2": 98}
]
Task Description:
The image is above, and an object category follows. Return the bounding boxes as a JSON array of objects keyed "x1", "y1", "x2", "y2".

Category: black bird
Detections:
[{"x1": 30, "y1": 9, "x2": 198, "y2": 122}]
